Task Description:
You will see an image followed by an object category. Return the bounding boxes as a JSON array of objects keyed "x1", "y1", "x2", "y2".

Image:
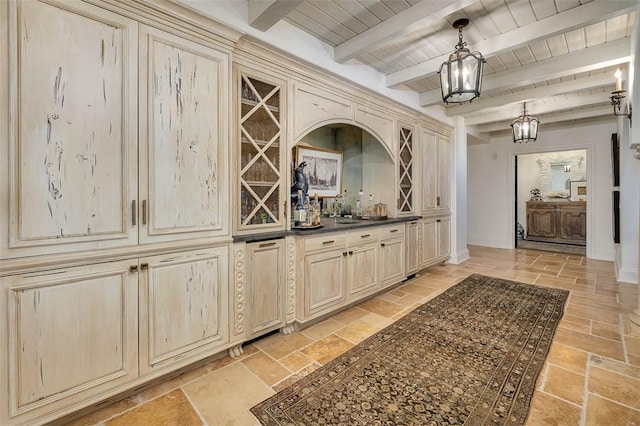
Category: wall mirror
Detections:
[{"x1": 550, "y1": 163, "x2": 571, "y2": 190}]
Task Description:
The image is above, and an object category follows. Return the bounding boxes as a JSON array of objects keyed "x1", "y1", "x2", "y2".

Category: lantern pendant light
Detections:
[
  {"x1": 511, "y1": 103, "x2": 539, "y2": 143},
  {"x1": 438, "y1": 18, "x2": 486, "y2": 105}
]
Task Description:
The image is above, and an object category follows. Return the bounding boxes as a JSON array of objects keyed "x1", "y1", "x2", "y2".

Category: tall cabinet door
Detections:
[
  {"x1": 138, "y1": 26, "x2": 229, "y2": 244},
  {"x1": 247, "y1": 240, "x2": 285, "y2": 338},
  {"x1": 4, "y1": 260, "x2": 138, "y2": 422},
  {"x1": 139, "y1": 247, "x2": 229, "y2": 375},
  {"x1": 421, "y1": 130, "x2": 438, "y2": 213},
  {"x1": 3, "y1": 0, "x2": 139, "y2": 259},
  {"x1": 236, "y1": 69, "x2": 286, "y2": 234}
]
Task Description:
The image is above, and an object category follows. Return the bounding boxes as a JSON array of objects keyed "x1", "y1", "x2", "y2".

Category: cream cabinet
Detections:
[
  {"x1": 379, "y1": 225, "x2": 405, "y2": 286},
  {"x1": 246, "y1": 239, "x2": 286, "y2": 338},
  {"x1": 236, "y1": 69, "x2": 286, "y2": 234},
  {"x1": 1, "y1": 0, "x2": 139, "y2": 259},
  {"x1": 138, "y1": 26, "x2": 229, "y2": 243},
  {"x1": 1, "y1": 5, "x2": 231, "y2": 260},
  {"x1": 138, "y1": 247, "x2": 229, "y2": 375},
  {"x1": 420, "y1": 217, "x2": 451, "y2": 268},
  {"x1": 2, "y1": 260, "x2": 138, "y2": 424},
  {"x1": 405, "y1": 220, "x2": 420, "y2": 275},
  {"x1": 347, "y1": 242, "x2": 379, "y2": 299},
  {"x1": 398, "y1": 126, "x2": 415, "y2": 214},
  {"x1": 421, "y1": 129, "x2": 451, "y2": 215},
  {"x1": 303, "y1": 247, "x2": 348, "y2": 319}
]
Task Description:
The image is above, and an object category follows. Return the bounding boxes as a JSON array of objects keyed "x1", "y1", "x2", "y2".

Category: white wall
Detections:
[{"x1": 468, "y1": 121, "x2": 619, "y2": 263}]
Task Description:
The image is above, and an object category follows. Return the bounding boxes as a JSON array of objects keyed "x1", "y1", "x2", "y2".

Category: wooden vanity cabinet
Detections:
[{"x1": 526, "y1": 202, "x2": 586, "y2": 245}]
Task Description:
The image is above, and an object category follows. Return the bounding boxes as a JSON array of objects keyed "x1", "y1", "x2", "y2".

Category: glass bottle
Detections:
[
  {"x1": 356, "y1": 189, "x2": 363, "y2": 217},
  {"x1": 312, "y1": 193, "x2": 321, "y2": 225},
  {"x1": 294, "y1": 190, "x2": 306, "y2": 227},
  {"x1": 304, "y1": 194, "x2": 313, "y2": 226}
]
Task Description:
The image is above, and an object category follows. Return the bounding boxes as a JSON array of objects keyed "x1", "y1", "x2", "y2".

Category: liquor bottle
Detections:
[
  {"x1": 304, "y1": 193, "x2": 313, "y2": 226},
  {"x1": 312, "y1": 193, "x2": 321, "y2": 225},
  {"x1": 294, "y1": 190, "x2": 306, "y2": 227},
  {"x1": 356, "y1": 189, "x2": 363, "y2": 217}
]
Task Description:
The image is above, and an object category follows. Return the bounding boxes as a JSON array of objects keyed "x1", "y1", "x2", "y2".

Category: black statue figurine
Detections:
[{"x1": 291, "y1": 161, "x2": 309, "y2": 197}]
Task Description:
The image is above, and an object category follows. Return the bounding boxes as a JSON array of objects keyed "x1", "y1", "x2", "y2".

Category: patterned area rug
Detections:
[{"x1": 251, "y1": 274, "x2": 569, "y2": 425}]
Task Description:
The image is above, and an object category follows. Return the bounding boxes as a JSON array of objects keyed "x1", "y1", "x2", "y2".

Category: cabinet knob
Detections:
[
  {"x1": 140, "y1": 263, "x2": 149, "y2": 271},
  {"x1": 381, "y1": 243, "x2": 386, "y2": 247},
  {"x1": 129, "y1": 265, "x2": 138, "y2": 273},
  {"x1": 348, "y1": 251, "x2": 353, "y2": 255},
  {"x1": 343, "y1": 251, "x2": 348, "y2": 256}
]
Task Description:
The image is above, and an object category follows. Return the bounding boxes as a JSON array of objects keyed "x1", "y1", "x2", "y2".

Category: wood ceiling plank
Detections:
[
  {"x1": 545, "y1": 34, "x2": 569, "y2": 56},
  {"x1": 332, "y1": 0, "x2": 381, "y2": 28},
  {"x1": 513, "y1": 46, "x2": 536, "y2": 66},
  {"x1": 481, "y1": 0, "x2": 518, "y2": 32},
  {"x1": 584, "y1": 21, "x2": 606, "y2": 47},
  {"x1": 529, "y1": 0, "x2": 557, "y2": 20},
  {"x1": 462, "y1": 1, "x2": 501, "y2": 38},
  {"x1": 295, "y1": 2, "x2": 358, "y2": 40},
  {"x1": 334, "y1": 0, "x2": 480, "y2": 63},
  {"x1": 445, "y1": 73, "x2": 613, "y2": 115},
  {"x1": 556, "y1": 0, "x2": 581, "y2": 13},
  {"x1": 565, "y1": 28, "x2": 586, "y2": 52},
  {"x1": 381, "y1": 0, "x2": 412, "y2": 15},
  {"x1": 357, "y1": 0, "x2": 396, "y2": 21},
  {"x1": 418, "y1": 37, "x2": 631, "y2": 106},
  {"x1": 386, "y1": 0, "x2": 636, "y2": 87},
  {"x1": 606, "y1": 15, "x2": 630, "y2": 41},
  {"x1": 529, "y1": 40, "x2": 552, "y2": 61},
  {"x1": 316, "y1": 1, "x2": 370, "y2": 35},
  {"x1": 506, "y1": 0, "x2": 538, "y2": 27},
  {"x1": 286, "y1": 9, "x2": 346, "y2": 45}
]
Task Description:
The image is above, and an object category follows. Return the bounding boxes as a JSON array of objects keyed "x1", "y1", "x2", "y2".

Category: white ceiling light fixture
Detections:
[
  {"x1": 438, "y1": 18, "x2": 486, "y2": 105},
  {"x1": 511, "y1": 103, "x2": 539, "y2": 143}
]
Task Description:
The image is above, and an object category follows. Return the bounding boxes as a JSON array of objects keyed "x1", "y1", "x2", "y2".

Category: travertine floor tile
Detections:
[
  {"x1": 105, "y1": 390, "x2": 201, "y2": 426},
  {"x1": 357, "y1": 297, "x2": 405, "y2": 317},
  {"x1": 279, "y1": 351, "x2": 314, "y2": 372},
  {"x1": 589, "y1": 354, "x2": 640, "y2": 380},
  {"x1": 585, "y1": 394, "x2": 640, "y2": 426},
  {"x1": 554, "y1": 328, "x2": 625, "y2": 361},
  {"x1": 588, "y1": 366, "x2": 640, "y2": 409},
  {"x1": 252, "y1": 331, "x2": 312, "y2": 360},
  {"x1": 183, "y1": 363, "x2": 274, "y2": 426},
  {"x1": 335, "y1": 319, "x2": 381, "y2": 344},
  {"x1": 300, "y1": 318, "x2": 345, "y2": 340},
  {"x1": 542, "y1": 365, "x2": 585, "y2": 405},
  {"x1": 546, "y1": 343, "x2": 588, "y2": 375},
  {"x1": 331, "y1": 306, "x2": 369, "y2": 324},
  {"x1": 241, "y1": 352, "x2": 291, "y2": 385},
  {"x1": 526, "y1": 391, "x2": 581, "y2": 425},
  {"x1": 300, "y1": 334, "x2": 354, "y2": 364}
]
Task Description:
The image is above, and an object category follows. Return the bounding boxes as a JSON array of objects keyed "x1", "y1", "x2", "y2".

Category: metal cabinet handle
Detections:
[
  {"x1": 360, "y1": 234, "x2": 371, "y2": 238},
  {"x1": 140, "y1": 263, "x2": 149, "y2": 271},
  {"x1": 343, "y1": 251, "x2": 348, "y2": 256},
  {"x1": 437, "y1": 196, "x2": 441, "y2": 207},
  {"x1": 129, "y1": 265, "x2": 138, "y2": 273},
  {"x1": 436, "y1": 219, "x2": 441, "y2": 223},
  {"x1": 259, "y1": 241, "x2": 277, "y2": 248},
  {"x1": 323, "y1": 240, "x2": 335, "y2": 245},
  {"x1": 142, "y1": 200, "x2": 147, "y2": 225},
  {"x1": 132, "y1": 200, "x2": 137, "y2": 226},
  {"x1": 381, "y1": 243, "x2": 386, "y2": 247},
  {"x1": 390, "y1": 229, "x2": 399, "y2": 233},
  {"x1": 348, "y1": 251, "x2": 353, "y2": 255}
]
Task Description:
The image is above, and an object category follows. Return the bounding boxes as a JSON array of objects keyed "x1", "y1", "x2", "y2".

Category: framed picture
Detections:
[
  {"x1": 296, "y1": 146, "x2": 343, "y2": 197},
  {"x1": 570, "y1": 180, "x2": 587, "y2": 202}
]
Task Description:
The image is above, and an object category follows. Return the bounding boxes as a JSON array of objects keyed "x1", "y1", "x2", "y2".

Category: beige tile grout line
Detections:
[
  {"x1": 179, "y1": 388, "x2": 209, "y2": 426},
  {"x1": 579, "y1": 348, "x2": 592, "y2": 425}
]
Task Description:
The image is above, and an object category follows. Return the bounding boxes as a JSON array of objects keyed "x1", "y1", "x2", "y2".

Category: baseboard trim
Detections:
[
  {"x1": 616, "y1": 266, "x2": 638, "y2": 284},
  {"x1": 467, "y1": 237, "x2": 512, "y2": 249},
  {"x1": 449, "y1": 248, "x2": 470, "y2": 265}
]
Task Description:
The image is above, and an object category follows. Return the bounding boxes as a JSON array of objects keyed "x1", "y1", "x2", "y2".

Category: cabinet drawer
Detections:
[
  {"x1": 347, "y1": 229, "x2": 378, "y2": 246},
  {"x1": 379, "y1": 224, "x2": 405, "y2": 239},
  {"x1": 304, "y1": 234, "x2": 346, "y2": 252}
]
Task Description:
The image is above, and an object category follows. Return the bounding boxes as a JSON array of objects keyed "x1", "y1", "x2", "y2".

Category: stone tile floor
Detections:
[{"x1": 57, "y1": 246, "x2": 640, "y2": 425}]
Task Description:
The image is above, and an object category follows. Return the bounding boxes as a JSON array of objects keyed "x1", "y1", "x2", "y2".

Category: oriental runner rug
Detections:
[{"x1": 251, "y1": 274, "x2": 569, "y2": 425}]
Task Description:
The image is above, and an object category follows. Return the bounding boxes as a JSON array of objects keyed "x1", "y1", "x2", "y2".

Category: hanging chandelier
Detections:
[
  {"x1": 511, "y1": 103, "x2": 539, "y2": 143},
  {"x1": 438, "y1": 18, "x2": 486, "y2": 105}
]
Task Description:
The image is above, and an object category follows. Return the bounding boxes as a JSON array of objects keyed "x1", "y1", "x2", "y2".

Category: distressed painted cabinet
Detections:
[
  {"x1": 138, "y1": 247, "x2": 229, "y2": 375},
  {"x1": 245, "y1": 239, "x2": 286, "y2": 338},
  {"x1": 347, "y1": 242, "x2": 379, "y2": 299},
  {"x1": 421, "y1": 129, "x2": 451, "y2": 215},
  {"x1": 138, "y1": 26, "x2": 229, "y2": 243},
  {"x1": 3, "y1": 260, "x2": 138, "y2": 424},
  {"x1": 1, "y1": 0, "x2": 139, "y2": 259},
  {"x1": 379, "y1": 225, "x2": 405, "y2": 286},
  {"x1": 397, "y1": 126, "x2": 415, "y2": 214},
  {"x1": 420, "y1": 217, "x2": 451, "y2": 268},
  {"x1": 236, "y1": 69, "x2": 286, "y2": 234}
]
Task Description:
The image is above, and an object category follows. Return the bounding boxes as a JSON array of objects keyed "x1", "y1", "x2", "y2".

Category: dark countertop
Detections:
[{"x1": 233, "y1": 216, "x2": 422, "y2": 243}]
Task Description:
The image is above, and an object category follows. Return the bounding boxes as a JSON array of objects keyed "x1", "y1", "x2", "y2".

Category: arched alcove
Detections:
[{"x1": 293, "y1": 123, "x2": 396, "y2": 215}]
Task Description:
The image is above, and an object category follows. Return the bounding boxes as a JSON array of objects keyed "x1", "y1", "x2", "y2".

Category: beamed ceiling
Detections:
[{"x1": 240, "y1": 0, "x2": 636, "y2": 136}]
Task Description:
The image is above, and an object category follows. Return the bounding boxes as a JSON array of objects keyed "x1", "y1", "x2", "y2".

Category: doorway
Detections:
[{"x1": 515, "y1": 149, "x2": 587, "y2": 256}]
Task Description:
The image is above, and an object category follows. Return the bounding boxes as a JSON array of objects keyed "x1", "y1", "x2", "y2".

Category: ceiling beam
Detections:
[
  {"x1": 334, "y1": 0, "x2": 479, "y2": 64},
  {"x1": 419, "y1": 38, "x2": 631, "y2": 106},
  {"x1": 476, "y1": 107, "x2": 613, "y2": 133},
  {"x1": 248, "y1": 0, "x2": 303, "y2": 31},
  {"x1": 446, "y1": 73, "x2": 614, "y2": 116},
  {"x1": 464, "y1": 92, "x2": 610, "y2": 125},
  {"x1": 386, "y1": 0, "x2": 637, "y2": 88}
]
